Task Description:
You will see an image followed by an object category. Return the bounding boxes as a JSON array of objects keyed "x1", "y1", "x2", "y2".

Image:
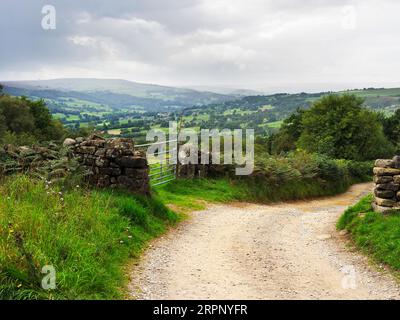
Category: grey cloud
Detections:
[{"x1": 1, "y1": 0, "x2": 400, "y2": 91}]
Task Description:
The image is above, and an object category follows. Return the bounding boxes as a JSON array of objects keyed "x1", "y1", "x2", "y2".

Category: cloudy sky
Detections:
[{"x1": 1, "y1": 0, "x2": 400, "y2": 92}]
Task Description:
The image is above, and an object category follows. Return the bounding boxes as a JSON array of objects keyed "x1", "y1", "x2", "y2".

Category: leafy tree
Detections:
[
  {"x1": 296, "y1": 94, "x2": 393, "y2": 160},
  {"x1": 0, "y1": 94, "x2": 65, "y2": 146},
  {"x1": 0, "y1": 113, "x2": 6, "y2": 138},
  {"x1": 382, "y1": 109, "x2": 400, "y2": 153},
  {"x1": 26, "y1": 98, "x2": 65, "y2": 140},
  {"x1": 0, "y1": 95, "x2": 35, "y2": 134},
  {"x1": 269, "y1": 109, "x2": 304, "y2": 154}
]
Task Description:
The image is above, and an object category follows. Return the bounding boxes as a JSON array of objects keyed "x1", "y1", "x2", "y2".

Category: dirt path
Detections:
[{"x1": 129, "y1": 183, "x2": 400, "y2": 300}]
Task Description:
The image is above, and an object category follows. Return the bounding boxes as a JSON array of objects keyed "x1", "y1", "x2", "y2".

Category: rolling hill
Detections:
[{"x1": 2, "y1": 78, "x2": 236, "y2": 112}]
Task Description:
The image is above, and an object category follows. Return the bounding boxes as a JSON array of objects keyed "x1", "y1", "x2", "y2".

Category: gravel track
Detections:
[{"x1": 129, "y1": 183, "x2": 400, "y2": 300}]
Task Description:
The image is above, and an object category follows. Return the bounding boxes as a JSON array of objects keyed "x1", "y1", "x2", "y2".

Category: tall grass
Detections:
[
  {"x1": 156, "y1": 179, "x2": 245, "y2": 212},
  {"x1": 0, "y1": 175, "x2": 179, "y2": 300},
  {"x1": 338, "y1": 195, "x2": 400, "y2": 271}
]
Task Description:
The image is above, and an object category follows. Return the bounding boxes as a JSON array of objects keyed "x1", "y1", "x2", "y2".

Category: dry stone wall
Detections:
[
  {"x1": 372, "y1": 156, "x2": 400, "y2": 212},
  {"x1": 65, "y1": 135, "x2": 150, "y2": 195}
]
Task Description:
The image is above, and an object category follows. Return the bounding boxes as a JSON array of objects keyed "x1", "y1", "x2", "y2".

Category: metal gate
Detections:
[{"x1": 134, "y1": 139, "x2": 178, "y2": 187}]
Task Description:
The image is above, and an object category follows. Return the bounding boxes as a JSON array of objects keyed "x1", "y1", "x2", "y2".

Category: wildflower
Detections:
[
  {"x1": 76, "y1": 185, "x2": 80, "y2": 188},
  {"x1": 17, "y1": 284, "x2": 22, "y2": 288},
  {"x1": 128, "y1": 236, "x2": 132, "y2": 239},
  {"x1": 60, "y1": 198, "x2": 64, "y2": 202},
  {"x1": 119, "y1": 240, "x2": 124, "y2": 244}
]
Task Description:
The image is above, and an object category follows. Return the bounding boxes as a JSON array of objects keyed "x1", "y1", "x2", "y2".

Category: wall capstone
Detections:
[{"x1": 372, "y1": 156, "x2": 400, "y2": 213}]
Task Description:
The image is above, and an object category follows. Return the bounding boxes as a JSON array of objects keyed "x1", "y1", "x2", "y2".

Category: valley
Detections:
[{"x1": 4, "y1": 79, "x2": 400, "y2": 144}]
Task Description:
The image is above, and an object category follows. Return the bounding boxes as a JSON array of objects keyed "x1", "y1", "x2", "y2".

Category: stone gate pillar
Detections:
[{"x1": 372, "y1": 156, "x2": 400, "y2": 213}]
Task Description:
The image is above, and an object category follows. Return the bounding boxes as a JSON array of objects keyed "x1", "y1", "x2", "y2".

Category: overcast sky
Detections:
[{"x1": 1, "y1": 0, "x2": 400, "y2": 92}]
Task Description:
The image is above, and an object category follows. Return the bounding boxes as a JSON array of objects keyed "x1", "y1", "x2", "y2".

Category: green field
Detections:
[{"x1": 266, "y1": 120, "x2": 283, "y2": 128}]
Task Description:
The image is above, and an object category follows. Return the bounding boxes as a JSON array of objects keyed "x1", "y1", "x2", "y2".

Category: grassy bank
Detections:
[
  {"x1": 337, "y1": 195, "x2": 400, "y2": 271},
  {"x1": 157, "y1": 177, "x2": 362, "y2": 213},
  {"x1": 0, "y1": 175, "x2": 179, "y2": 300}
]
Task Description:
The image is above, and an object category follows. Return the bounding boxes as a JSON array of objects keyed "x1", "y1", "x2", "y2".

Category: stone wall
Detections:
[
  {"x1": 176, "y1": 149, "x2": 209, "y2": 179},
  {"x1": 372, "y1": 156, "x2": 400, "y2": 212},
  {"x1": 65, "y1": 135, "x2": 150, "y2": 195},
  {"x1": 175, "y1": 148, "x2": 232, "y2": 179}
]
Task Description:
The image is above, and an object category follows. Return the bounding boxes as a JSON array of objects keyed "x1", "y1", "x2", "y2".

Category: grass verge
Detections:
[
  {"x1": 155, "y1": 179, "x2": 245, "y2": 212},
  {"x1": 156, "y1": 175, "x2": 363, "y2": 213},
  {"x1": 337, "y1": 194, "x2": 400, "y2": 270},
  {"x1": 0, "y1": 175, "x2": 179, "y2": 300}
]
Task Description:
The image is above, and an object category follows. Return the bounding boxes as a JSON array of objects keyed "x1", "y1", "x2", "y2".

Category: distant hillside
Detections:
[
  {"x1": 2, "y1": 78, "x2": 236, "y2": 112},
  {"x1": 176, "y1": 88, "x2": 400, "y2": 137},
  {"x1": 342, "y1": 88, "x2": 400, "y2": 114},
  {"x1": 194, "y1": 87, "x2": 400, "y2": 117},
  {"x1": 184, "y1": 85, "x2": 264, "y2": 97}
]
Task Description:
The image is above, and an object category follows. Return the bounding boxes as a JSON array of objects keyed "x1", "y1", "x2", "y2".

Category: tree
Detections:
[
  {"x1": 0, "y1": 113, "x2": 6, "y2": 138},
  {"x1": 0, "y1": 95, "x2": 35, "y2": 134},
  {"x1": 0, "y1": 94, "x2": 65, "y2": 145},
  {"x1": 297, "y1": 94, "x2": 393, "y2": 160},
  {"x1": 269, "y1": 109, "x2": 304, "y2": 154},
  {"x1": 382, "y1": 108, "x2": 400, "y2": 153},
  {"x1": 26, "y1": 98, "x2": 64, "y2": 140}
]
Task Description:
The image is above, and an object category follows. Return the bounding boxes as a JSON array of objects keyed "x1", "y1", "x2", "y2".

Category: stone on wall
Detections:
[{"x1": 373, "y1": 167, "x2": 400, "y2": 176}]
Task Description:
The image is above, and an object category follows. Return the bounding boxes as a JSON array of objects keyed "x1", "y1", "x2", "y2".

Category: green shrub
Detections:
[
  {"x1": 248, "y1": 152, "x2": 371, "y2": 201},
  {"x1": 345, "y1": 160, "x2": 374, "y2": 182},
  {"x1": 1, "y1": 131, "x2": 38, "y2": 146}
]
